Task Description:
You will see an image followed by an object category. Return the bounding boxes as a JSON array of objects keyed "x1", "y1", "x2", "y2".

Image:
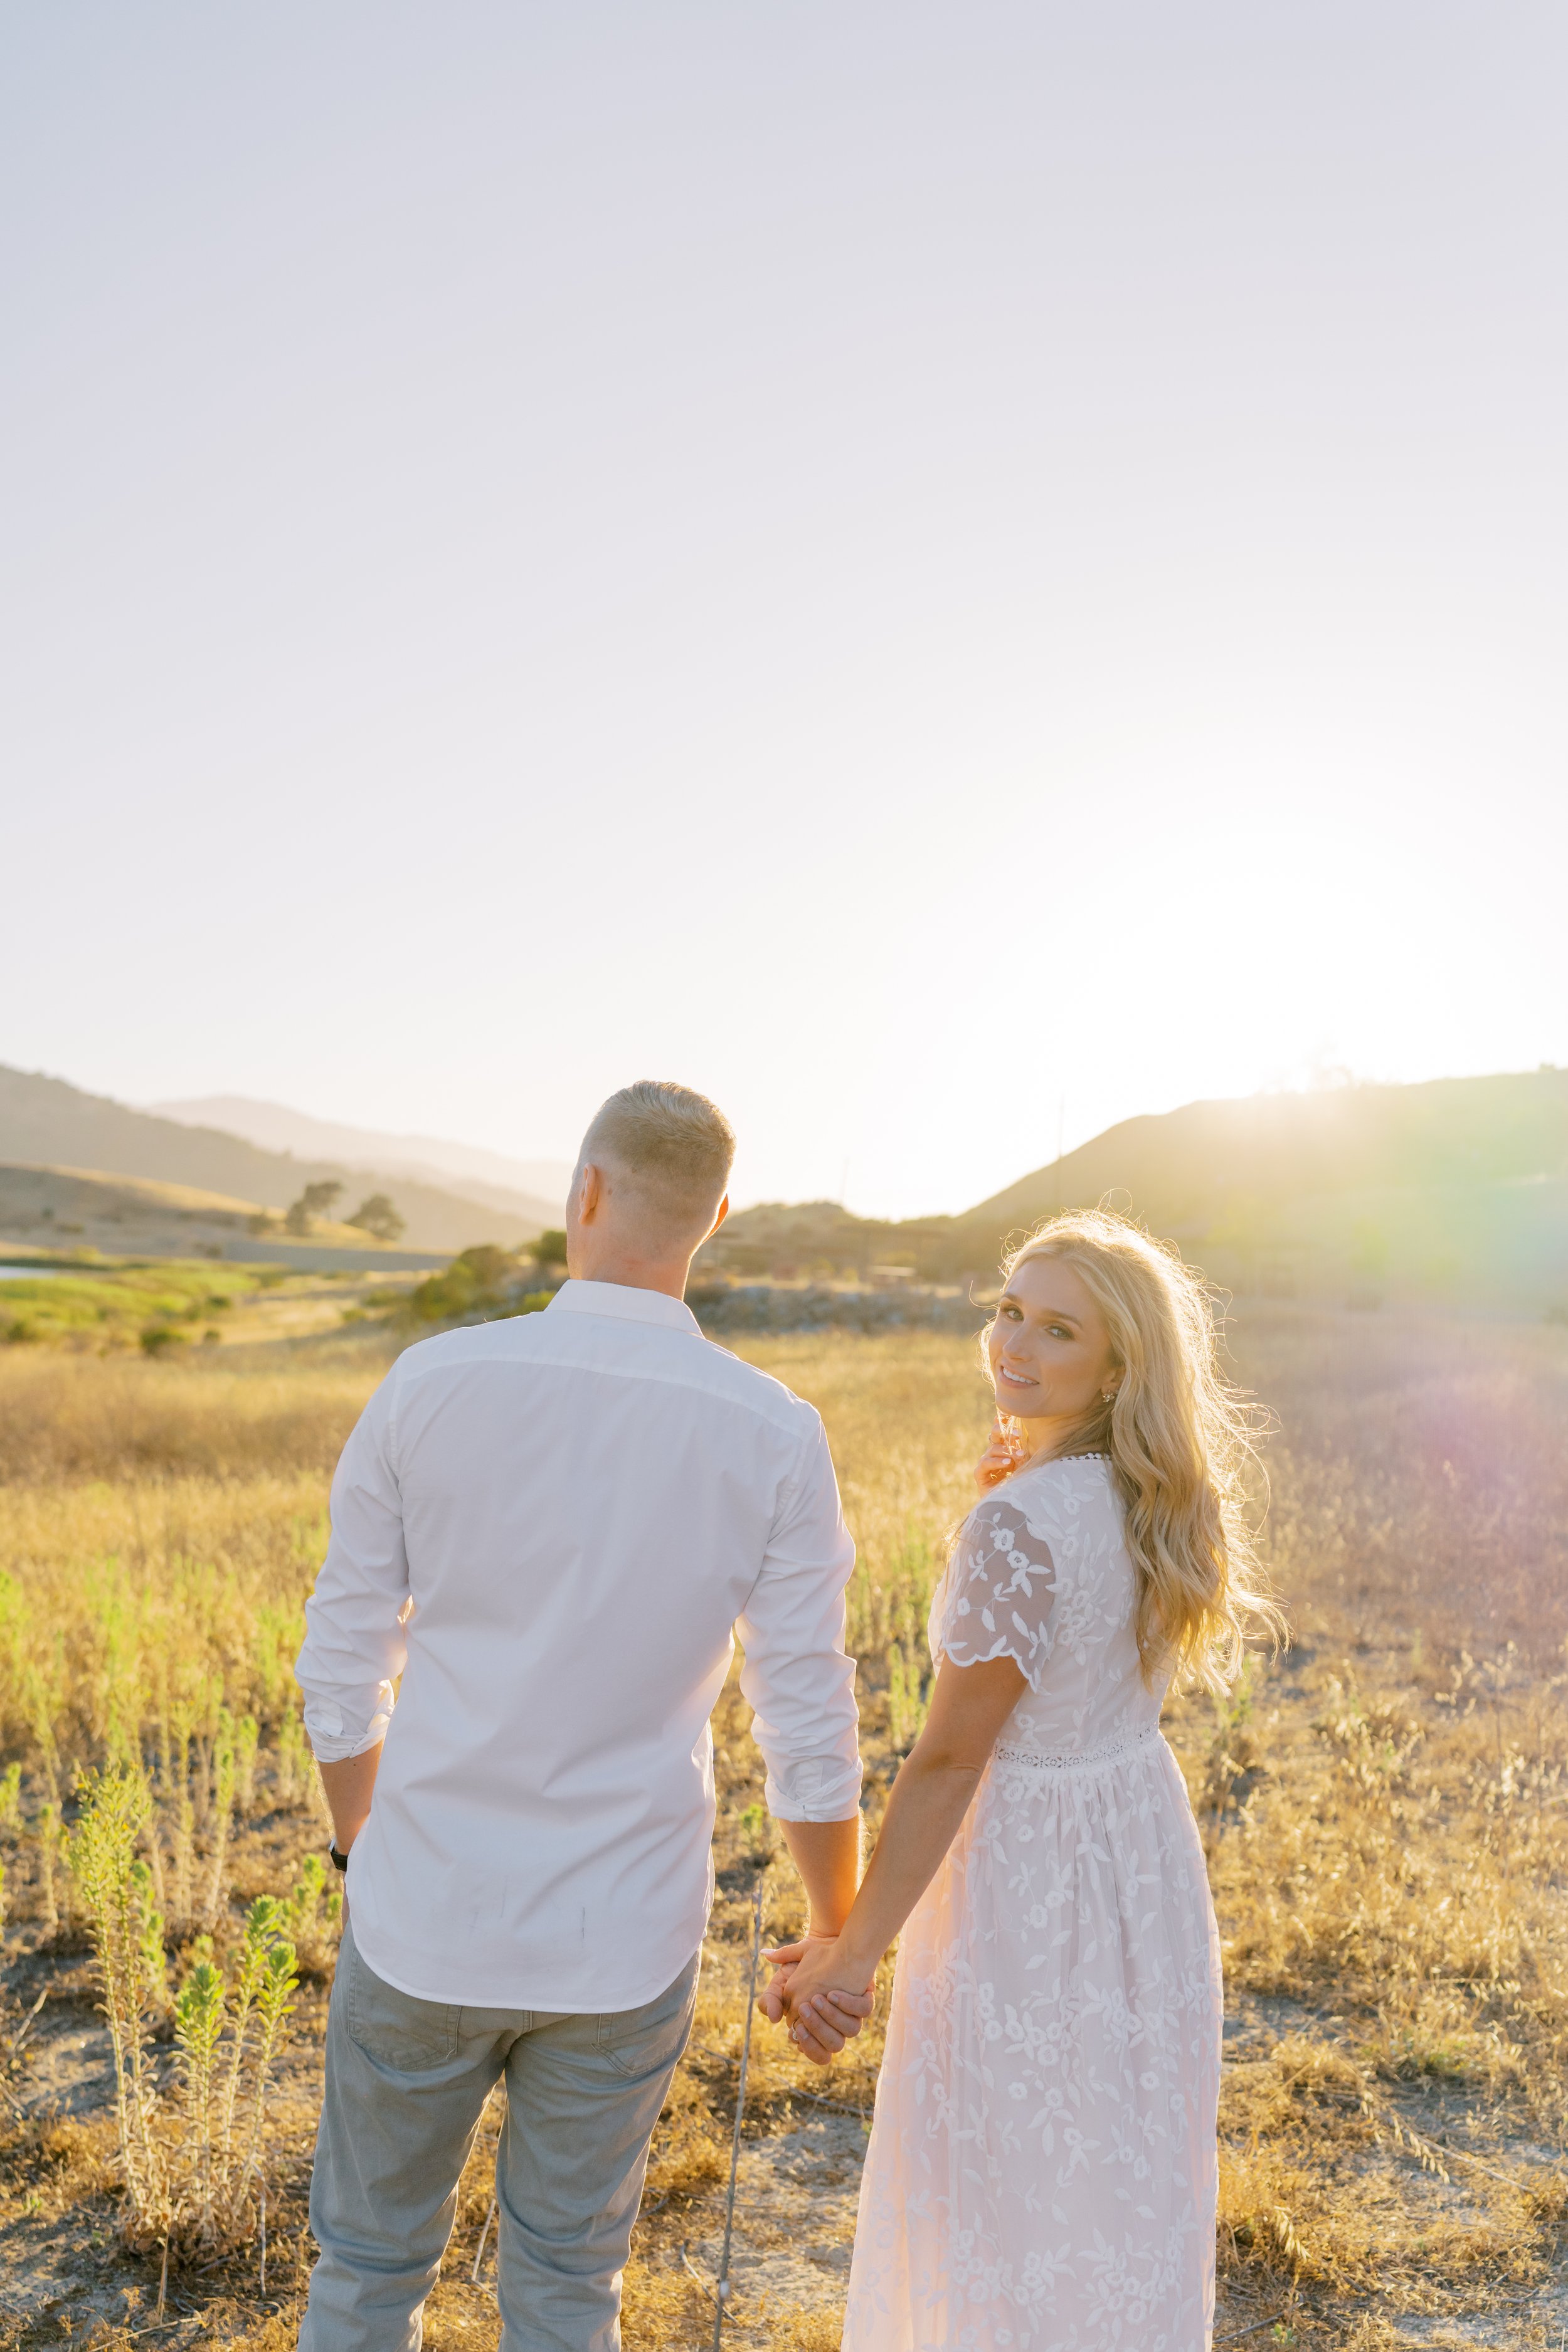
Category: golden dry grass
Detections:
[{"x1": 0, "y1": 1306, "x2": 1562, "y2": 2347}]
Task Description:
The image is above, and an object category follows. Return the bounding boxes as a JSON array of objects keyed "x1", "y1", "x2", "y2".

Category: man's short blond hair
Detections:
[{"x1": 580, "y1": 1081, "x2": 735, "y2": 1238}]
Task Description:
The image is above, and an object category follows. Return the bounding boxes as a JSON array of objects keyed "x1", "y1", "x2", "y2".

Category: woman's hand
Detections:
[
  {"x1": 760, "y1": 1935, "x2": 874, "y2": 2064},
  {"x1": 775, "y1": 1933, "x2": 877, "y2": 2060},
  {"x1": 974, "y1": 1414, "x2": 1026, "y2": 1494}
]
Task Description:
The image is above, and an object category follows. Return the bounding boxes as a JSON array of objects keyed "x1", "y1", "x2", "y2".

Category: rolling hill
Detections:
[
  {"x1": 149, "y1": 1095, "x2": 572, "y2": 1219},
  {"x1": 0, "y1": 1066, "x2": 554, "y2": 1254},
  {"x1": 10, "y1": 1059, "x2": 1567, "y2": 1315},
  {"x1": 701, "y1": 1069, "x2": 1568, "y2": 1315},
  {"x1": 0, "y1": 1162, "x2": 447, "y2": 1270}
]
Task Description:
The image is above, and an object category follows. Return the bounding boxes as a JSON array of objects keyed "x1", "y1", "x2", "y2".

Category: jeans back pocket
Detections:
[{"x1": 345, "y1": 1936, "x2": 460, "y2": 2073}]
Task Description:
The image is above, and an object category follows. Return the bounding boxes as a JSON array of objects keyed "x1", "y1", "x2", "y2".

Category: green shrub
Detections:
[{"x1": 409, "y1": 1245, "x2": 521, "y2": 1323}]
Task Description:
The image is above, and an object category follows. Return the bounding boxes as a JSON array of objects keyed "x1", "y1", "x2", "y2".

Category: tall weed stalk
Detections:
[{"x1": 70, "y1": 1768, "x2": 299, "y2": 2252}]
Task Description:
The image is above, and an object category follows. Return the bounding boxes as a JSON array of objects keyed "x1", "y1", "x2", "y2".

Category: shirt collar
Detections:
[{"x1": 544, "y1": 1278, "x2": 701, "y2": 1337}]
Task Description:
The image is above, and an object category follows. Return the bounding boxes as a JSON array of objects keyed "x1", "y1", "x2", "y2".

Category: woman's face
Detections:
[{"x1": 987, "y1": 1254, "x2": 1121, "y2": 1433}]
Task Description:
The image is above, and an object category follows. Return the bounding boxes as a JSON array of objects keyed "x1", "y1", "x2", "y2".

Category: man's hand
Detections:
[{"x1": 758, "y1": 1934, "x2": 875, "y2": 2065}]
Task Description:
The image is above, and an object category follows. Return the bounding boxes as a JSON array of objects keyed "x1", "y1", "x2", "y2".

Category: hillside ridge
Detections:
[
  {"x1": 0, "y1": 1066, "x2": 553, "y2": 1254},
  {"x1": 149, "y1": 1094, "x2": 571, "y2": 1216},
  {"x1": 701, "y1": 1068, "x2": 1568, "y2": 1313}
]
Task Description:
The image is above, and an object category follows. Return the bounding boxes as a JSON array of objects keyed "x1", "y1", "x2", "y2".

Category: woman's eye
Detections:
[{"x1": 1046, "y1": 1324, "x2": 1072, "y2": 1341}]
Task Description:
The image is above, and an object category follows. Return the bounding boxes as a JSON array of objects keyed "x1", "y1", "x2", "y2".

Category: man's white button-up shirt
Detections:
[{"x1": 295, "y1": 1278, "x2": 862, "y2": 2011}]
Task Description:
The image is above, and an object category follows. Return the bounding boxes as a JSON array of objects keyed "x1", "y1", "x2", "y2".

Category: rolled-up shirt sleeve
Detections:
[
  {"x1": 295, "y1": 1369, "x2": 411, "y2": 1762},
  {"x1": 737, "y1": 1414, "x2": 862, "y2": 1823}
]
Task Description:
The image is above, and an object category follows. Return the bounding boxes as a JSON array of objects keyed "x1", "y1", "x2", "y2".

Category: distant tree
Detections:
[
  {"x1": 284, "y1": 1180, "x2": 344, "y2": 1236},
  {"x1": 346, "y1": 1194, "x2": 406, "y2": 1244},
  {"x1": 532, "y1": 1228, "x2": 568, "y2": 1268}
]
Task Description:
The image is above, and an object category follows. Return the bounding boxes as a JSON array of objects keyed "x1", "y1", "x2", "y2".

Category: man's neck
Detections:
[{"x1": 564, "y1": 1249, "x2": 692, "y2": 1303}]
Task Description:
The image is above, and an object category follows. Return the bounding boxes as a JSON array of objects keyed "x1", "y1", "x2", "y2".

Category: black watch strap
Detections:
[{"x1": 329, "y1": 1843, "x2": 350, "y2": 1872}]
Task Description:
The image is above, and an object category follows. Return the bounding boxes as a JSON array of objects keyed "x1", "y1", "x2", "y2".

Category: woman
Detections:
[{"x1": 766, "y1": 1210, "x2": 1277, "y2": 2351}]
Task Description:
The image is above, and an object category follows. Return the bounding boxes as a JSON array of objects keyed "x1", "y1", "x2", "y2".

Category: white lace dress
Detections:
[{"x1": 842, "y1": 1456, "x2": 1221, "y2": 2352}]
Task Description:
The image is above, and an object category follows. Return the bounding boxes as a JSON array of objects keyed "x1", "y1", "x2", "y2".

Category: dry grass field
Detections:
[{"x1": 0, "y1": 1302, "x2": 1564, "y2": 2348}]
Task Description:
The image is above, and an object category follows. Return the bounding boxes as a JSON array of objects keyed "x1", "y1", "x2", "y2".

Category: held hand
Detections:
[
  {"x1": 775, "y1": 1934, "x2": 876, "y2": 2064},
  {"x1": 758, "y1": 1939, "x2": 856, "y2": 2034},
  {"x1": 759, "y1": 1937, "x2": 874, "y2": 2065}
]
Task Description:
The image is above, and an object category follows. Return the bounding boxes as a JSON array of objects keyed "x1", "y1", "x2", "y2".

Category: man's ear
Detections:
[
  {"x1": 577, "y1": 1163, "x2": 603, "y2": 1224},
  {"x1": 707, "y1": 1192, "x2": 730, "y2": 1241}
]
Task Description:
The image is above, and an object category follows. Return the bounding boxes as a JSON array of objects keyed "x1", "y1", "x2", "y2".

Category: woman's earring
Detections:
[{"x1": 1101, "y1": 1391, "x2": 1115, "y2": 1404}]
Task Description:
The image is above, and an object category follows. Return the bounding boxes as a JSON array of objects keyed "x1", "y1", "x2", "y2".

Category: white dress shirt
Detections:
[{"x1": 295, "y1": 1278, "x2": 861, "y2": 2010}]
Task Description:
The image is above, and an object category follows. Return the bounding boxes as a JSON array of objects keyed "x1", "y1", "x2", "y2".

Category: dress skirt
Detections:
[{"x1": 842, "y1": 1724, "x2": 1222, "y2": 2352}]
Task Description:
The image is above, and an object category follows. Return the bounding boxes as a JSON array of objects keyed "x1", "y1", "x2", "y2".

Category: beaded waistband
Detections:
[{"x1": 993, "y1": 1720, "x2": 1163, "y2": 1776}]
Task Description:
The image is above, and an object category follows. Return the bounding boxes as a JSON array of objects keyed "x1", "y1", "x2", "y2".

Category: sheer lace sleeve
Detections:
[{"x1": 938, "y1": 1498, "x2": 1057, "y2": 1690}]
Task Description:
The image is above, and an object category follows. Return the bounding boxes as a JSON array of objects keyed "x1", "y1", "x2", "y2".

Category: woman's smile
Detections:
[{"x1": 985, "y1": 1255, "x2": 1122, "y2": 1442}]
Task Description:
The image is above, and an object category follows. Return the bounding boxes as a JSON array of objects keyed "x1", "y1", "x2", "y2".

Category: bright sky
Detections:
[{"x1": 3, "y1": 4, "x2": 1564, "y2": 1218}]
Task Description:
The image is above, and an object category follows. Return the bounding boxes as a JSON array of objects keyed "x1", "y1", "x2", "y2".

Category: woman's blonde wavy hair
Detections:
[{"x1": 992, "y1": 1207, "x2": 1281, "y2": 1691}]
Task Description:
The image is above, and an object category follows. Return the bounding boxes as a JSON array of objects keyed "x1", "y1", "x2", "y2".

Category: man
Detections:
[{"x1": 295, "y1": 1081, "x2": 865, "y2": 2351}]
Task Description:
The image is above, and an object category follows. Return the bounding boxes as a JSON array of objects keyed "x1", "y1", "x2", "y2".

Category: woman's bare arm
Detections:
[{"x1": 773, "y1": 1653, "x2": 1025, "y2": 2028}]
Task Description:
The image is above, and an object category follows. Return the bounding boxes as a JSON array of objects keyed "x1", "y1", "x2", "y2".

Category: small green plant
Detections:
[
  {"x1": 36, "y1": 1801, "x2": 68, "y2": 1935},
  {"x1": 172, "y1": 1899, "x2": 298, "y2": 2245},
  {"x1": 68, "y1": 1767, "x2": 167, "y2": 2233},
  {"x1": 233, "y1": 1715, "x2": 259, "y2": 1814},
  {"x1": 27, "y1": 1674, "x2": 63, "y2": 1809},
  {"x1": 197, "y1": 1713, "x2": 237, "y2": 1929},
  {"x1": 139, "y1": 1325, "x2": 186, "y2": 1356},
  {"x1": 70, "y1": 1768, "x2": 299, "y2": 2252},
  {"x1": 0, "y1": 1761, "x2": 22, "y2": 1835},
  {"x1": 274, "y1": 1708, "x2": 309, "y2": 1806},
  {"x1": 737, "y1": 1802, "x2": 775, "y2": 1862},
  {"x1": 1199, "y1": 1655, "x2": 1263, "y2": 1849},
  {"x1": 281, "y1": 1851, "x2": 342, "y2": 1966},
  {"x1": 252, "y1": 1604, "x2": 307, "y2": 1723}
]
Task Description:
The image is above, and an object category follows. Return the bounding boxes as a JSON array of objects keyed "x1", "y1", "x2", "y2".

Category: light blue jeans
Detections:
[{"x1": 300, "y1": 1924, "x2": 700, "y2": 2352}]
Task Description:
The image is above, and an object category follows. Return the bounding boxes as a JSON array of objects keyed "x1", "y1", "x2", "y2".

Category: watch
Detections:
[{"x1": 329, "y1": 1843, "x2": 350, "y2": 1872}]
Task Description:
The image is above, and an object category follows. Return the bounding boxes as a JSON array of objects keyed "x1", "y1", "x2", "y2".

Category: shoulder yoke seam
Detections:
[{"x1": 392, "y1": 1334, "x2": 814, "y2": 1436}]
